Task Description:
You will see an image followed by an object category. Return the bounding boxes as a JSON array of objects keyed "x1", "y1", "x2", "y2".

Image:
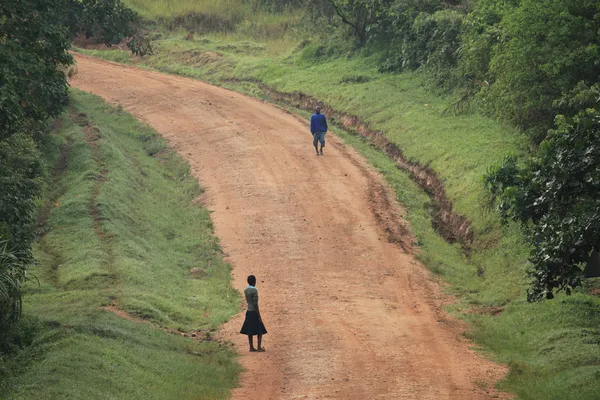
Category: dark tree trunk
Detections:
[{"x1": 584, "y1": 250, "x2": 600, "y2": 278}]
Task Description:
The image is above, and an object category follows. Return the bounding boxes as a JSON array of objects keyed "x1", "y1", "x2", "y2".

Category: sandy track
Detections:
[{"x1": 70, "y1": 54, "x2": 506, "y2": 400}]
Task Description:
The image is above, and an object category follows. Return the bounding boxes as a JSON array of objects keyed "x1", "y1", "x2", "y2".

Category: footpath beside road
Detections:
[{"x1": 70, "y1": 53, "x2": 507, "y2": 400}]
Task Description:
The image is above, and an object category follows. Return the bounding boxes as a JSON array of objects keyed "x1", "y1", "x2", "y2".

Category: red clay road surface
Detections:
[{"x1": 70, "y1": 54, "x2": 507, "y2": 400}]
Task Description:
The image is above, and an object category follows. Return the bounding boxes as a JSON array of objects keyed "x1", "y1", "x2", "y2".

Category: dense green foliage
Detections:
[
  {"x1": 473, "y1": 0, "x2": 600, "y2": 300},
  {"x1": 0, "y1": 241, "x2": 29, "y2": 352},
  {"x1": 71, "y1": 0, "x2": 137, "y2": 44},
  {"x1": 486, "y1": 109, "x2": 600, "y2": 301},
  {"x1": 473, "y1": 0, "x2": 600, "y2": 137},
  {"x1": 0, "y1": 0, "x2": 141, "y2": 346},
  {"x1": 1, "y1": 0, "x2": 139, "y2": 143},
  {"x1": 0, "y1": 0, "x2": 72, "y2": 140},
  {"x1": 327, "y1": 0, "x2": 392, "y2": 45},
  {"x1": 0, "y1": 136, "x2": 42, "y2": 334},
  {"x1": 0, "y1": 135, "x2": 44, "y2": 258}
]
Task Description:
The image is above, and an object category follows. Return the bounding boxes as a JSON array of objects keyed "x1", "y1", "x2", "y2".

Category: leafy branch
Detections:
[{"x1": 486, "y1": 109, "x2": 600, "y2": 300}]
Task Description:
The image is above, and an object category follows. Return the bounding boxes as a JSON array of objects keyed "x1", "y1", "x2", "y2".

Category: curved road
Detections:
[{"x1": 70, "y1": 54, "x2": 506, "y2": 400}]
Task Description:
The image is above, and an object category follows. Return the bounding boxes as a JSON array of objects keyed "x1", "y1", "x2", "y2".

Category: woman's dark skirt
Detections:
[{"x1": 240, "y1": 310, "x2": 267, "y2": 336}]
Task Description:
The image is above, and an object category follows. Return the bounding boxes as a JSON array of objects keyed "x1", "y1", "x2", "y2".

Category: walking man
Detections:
[{"x1": 310, "y1": 105, "x2": 328, "y2": 156}]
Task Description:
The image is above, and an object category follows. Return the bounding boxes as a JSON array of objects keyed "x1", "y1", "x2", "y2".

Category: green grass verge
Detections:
[
  {"x1": 0, "y1": 90, "x2": 240, "y2": 399},
  {"x1": 75, "y1": 31, "x2": 600, "y2": 399}
]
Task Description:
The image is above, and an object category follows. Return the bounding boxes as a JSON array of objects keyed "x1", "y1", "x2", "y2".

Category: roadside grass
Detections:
[
  {"x1": 76, "y1": 31, "x2": 600, "y2": 399},
  {"x1": 0, "y1": 90, "x2": 240, "y2": 399},
  {"x1": 124, "y1": 0, "x2": 246, "y2": 19}
]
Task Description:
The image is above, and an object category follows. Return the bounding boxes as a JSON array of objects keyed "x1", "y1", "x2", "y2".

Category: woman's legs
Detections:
[{"x1": 248, "y1": 335, "x2": 256, "y2": 351}]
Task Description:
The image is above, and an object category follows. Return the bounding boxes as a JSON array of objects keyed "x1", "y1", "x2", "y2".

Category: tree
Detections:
[
  {"x1": 0, "y1": 0, "x2": 140, "y2": 142},
  {"x1": 486, "y1": 109, "x2": 600, "y2": 301},
  {"x1": 475, "y1": 0, "x2": 600, "y2": 139},
  {"x1": 70, "y1": 0, "x2": 138, "y2": 45},
  {"x1": 327, "y1": 0, "x2": 392, "y2": 45},
  {"x1": 0, "y1": 0, "x2": 73, "y2": 140}
]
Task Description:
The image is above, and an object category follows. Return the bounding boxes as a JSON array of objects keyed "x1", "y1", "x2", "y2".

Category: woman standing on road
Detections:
[{"x1": 240, "y1": 275, "x2": 267, "y2": 352}]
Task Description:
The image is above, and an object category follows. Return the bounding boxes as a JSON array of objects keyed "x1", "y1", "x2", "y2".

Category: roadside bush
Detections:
[
  {"x1": 327, "y1": 0, "x2": 394, "y2": 46},
  {"x1": 128, "y1": 34, "x2": 155, "y2": 56},
  {"x1": 0, "y1": 0, "x2": 73, "y2": 140},
  {"x1": 458, "y1": 0, "x2": 503, "y2": 85},
  {"x1": 0, "y1": 0, "x2": 140, "y2": 143},
  {"x1": 486, "y1": 108, "x2": 600, "y2": 301},
  {"x1": 0, "y1": 135, "x2": 44, "y2": 258},
  {"x1": 409, "y1": 9, "x2": 464, "y2": 84},
  {"x1": 476, "y1": 0, "x2": 600, "y2": 138},
  {"x1": 0, "y1": 241, "x2": 29, "y2": 337},
  {"x1": 71, "y1": 0, "x2": 138, "y2": 45},
  {"x1": 376, "y1": 1, "x2": 458, "y2": 74},
  {"x1": 0, "y1": 0, "x2": 69, "y2": 261}
]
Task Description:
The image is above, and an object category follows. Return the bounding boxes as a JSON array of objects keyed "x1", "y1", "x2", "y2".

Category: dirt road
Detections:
[{"x1": 70, "y1": 54, "x2": 506, "y2": 400}]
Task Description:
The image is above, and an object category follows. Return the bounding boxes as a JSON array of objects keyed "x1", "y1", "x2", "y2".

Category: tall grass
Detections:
[
  {"x1": 0, "y1": 240, "x2": 28, "y2": 354},
  {"x1": 124, "y1": 0, "x2": 303, "y2": 39},
  {"x1": 125, "y1": 0, "x2": 245, "y2": 19}
]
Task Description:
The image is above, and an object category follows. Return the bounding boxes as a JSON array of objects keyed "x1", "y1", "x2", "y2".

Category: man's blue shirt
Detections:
[{"x1": 310, "y1": 113, "x2": 328, "y2": 134}]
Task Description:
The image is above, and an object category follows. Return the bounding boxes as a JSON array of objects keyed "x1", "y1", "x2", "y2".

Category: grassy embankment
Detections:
[
  {"x1": 0, "y1": 90, "x2": 240, "y2": 399},
  {"x1": 74, "y1": 2, "x2": 600, "y2": 398}
]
